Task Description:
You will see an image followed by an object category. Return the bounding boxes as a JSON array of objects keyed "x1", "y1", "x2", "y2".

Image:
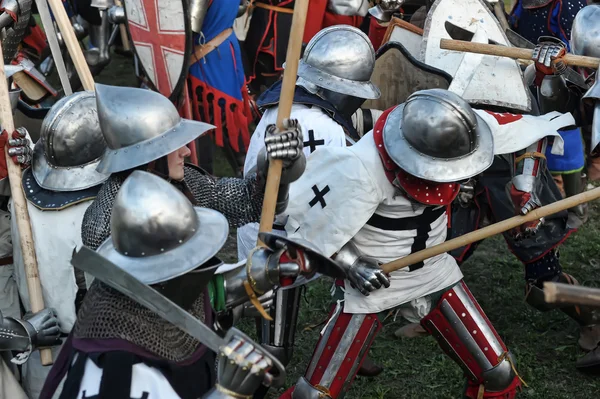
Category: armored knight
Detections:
[
  {"x1": 244, "y1": 0, "x2": 370, "y2": 95},
  {"x1": 279, "y1": 89, "x2": 523, "y2": 399},
  {"x1": 239, "y1": 25, "x2": 381, "y2": 260},
  {"x1": 389, "y1": 0, "x2": 599, "y2": 373},
  {"x1": 0, "y1": 308, "x2": 61, "y2": 399},
  {"x1": 237, "y1": 25, "x2": 383, "y2": 383},
  {"x1": 41, "y1": 170, "x2": 343, "y2": 399},
  {"x1": 523, "y1": 3, "x2": 600, "y2": 371},
  {"x1": 82, "y1": 83, "x2": 303, "y2": 255},
  {"x1": 9, "y1": 91, "x2": 110, "y2": 398}
]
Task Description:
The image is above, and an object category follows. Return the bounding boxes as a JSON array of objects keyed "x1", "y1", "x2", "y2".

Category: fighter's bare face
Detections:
[{"x1": 167, "y1": 145, "x2": 191, "y2": 181}]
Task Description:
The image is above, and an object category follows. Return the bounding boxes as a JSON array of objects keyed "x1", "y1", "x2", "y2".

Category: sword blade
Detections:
[
  {"x1": 70, "y1": 247, "x2": 224, "y2": 353},
  {"x1": 35, "y1": 0, "x2": 73, "y2": 95}
]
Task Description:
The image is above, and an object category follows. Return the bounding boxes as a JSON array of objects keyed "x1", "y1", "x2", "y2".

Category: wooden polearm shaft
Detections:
[
  {"x1": 544, "y1": 282, "x2": 600, "y2": 308},
  {"x1": 257, "y1": 0, "x2": 309, "y2": 241},
  {"x1": 382, "y1": 186, "x2": 600, "y2": 274},
  {"x1": 46, "y1": 0, "x2": 96, "y2": 90},
  {"x1": 0, "y1": 45, "x2": 52, "y2": 365},
  {"x1": 439, "y1": 39, "x2": 600, "y2": 69}
]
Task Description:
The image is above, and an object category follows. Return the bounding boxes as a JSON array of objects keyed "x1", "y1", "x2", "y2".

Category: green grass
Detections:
[{"x1": 92, "y1": 49, "x2": 600, "y2": 399}]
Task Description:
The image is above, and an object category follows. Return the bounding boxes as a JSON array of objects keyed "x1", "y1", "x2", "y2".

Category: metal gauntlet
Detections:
[
  {"x1": 0, "y1": 308, "x2": 61, "y2": 362},
  {"x1": 257, "y1": 147, "x2": 306, "y2": 214},
  {"x1": 203, "y1": 335, "x2": 272, "y2": 399},
  {"x1": 335, "y1": 241, "x2": 390, "y2": 296}
]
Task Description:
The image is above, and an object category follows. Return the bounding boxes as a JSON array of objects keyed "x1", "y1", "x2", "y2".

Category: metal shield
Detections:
[
  {"x1": 363, "y1": 41, "x2": 452, "y2": 111},
  {"x1": 123, "y1": 0, "x2": 192, "y2": 100},
  {"x1": 422, "y1": 0, "x2": 531, "y2": 113}
]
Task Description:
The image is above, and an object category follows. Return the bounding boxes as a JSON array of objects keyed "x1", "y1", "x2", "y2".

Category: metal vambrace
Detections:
[
  {"x1": 221, "y1": 247, "x2": 286, "y2": 309},
  {"x1": 259, "y1": 285, "x2": 303, "y2": 366},
  {"x1": 189, "y1": 0, "x2": 209, "y2": 34},
  {"x1": 0, "y1": 313, "x2": 33, "y2": 353},
  {"x1": 256, "y1": 147, "x2": 306, "y2": 214},
  {"x1": 511, "y1": 138, "x2": 548, "y2": 212},
  {"x1": 537, "y1": 74, "x2": 575, "y2": 114}
]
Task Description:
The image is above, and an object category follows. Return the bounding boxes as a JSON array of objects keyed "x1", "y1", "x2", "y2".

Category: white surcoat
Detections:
[
  {"x1": 238, "y1": 104, "x2": 348, "y2": 261},
  {"x1": 285, "y1": 131, "x2": 463, "y2": 314},
  {"x1": 11, "y1": 200, "x2": 91, "y2": 333}
]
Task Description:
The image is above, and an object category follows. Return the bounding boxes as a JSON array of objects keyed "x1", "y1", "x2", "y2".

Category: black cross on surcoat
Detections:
[
  {"x1": 309, "y1": 185, "x2": 330, "y2": 208},
  {"x1": 303, "y1": 130, "x2": 325, "y2": 153}
]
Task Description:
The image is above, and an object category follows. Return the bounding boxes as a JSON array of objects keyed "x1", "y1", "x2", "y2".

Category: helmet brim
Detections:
[
  {"x1": 97, "y1": 207, "x2": 229, "y2": 285},
  {"x1": 32, "y1": 141, "x2": 110, "y2": 192},
  {"x1": 382, "y1": 104, "x2": 494, "y2": 183},
  {"x1": 293, "y1": 60, "x2": 381, "y2": 100},
  {"x1": 96, "y1": 119, "x2": 214, "y2": 174}
]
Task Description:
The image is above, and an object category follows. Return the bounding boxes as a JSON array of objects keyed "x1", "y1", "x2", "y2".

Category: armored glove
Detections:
[
  {"x1": 532, "y1": 37, "x2": 567, "y2": 85},
  {"x1": 23, "y1": 308, "x2": 62, "y2": 349},
  {"x1": 0, "y1": 127, "x2": 32, "y2": 179},
  {"x1": 336, "y1": 241, "x2": 390, "y2": 296},
  {"x1": 265, "y1": 118, "x2": 303, "y2": 167},
  {"x1": 509, "y1": 182, "x2": 544, "y2": 240},
  {"x1": 204, "y1": 336, "x2": 272, "y2": 399}
]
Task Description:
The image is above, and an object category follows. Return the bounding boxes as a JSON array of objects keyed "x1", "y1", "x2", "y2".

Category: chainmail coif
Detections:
[
  {"x1": 78, "y1": 165, "x2": 264, "y2": 361},
  {"x1": 81, "y1": 165, "x2": 265, "y2": 252},
  {"x1": 74, "y1": 281, "x2": 206, "y2": 362}
]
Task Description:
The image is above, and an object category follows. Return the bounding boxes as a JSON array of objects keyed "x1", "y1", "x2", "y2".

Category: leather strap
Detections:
[
  {"x1": 515, "y1": 151, "x2": 547, "y2": 164},
  {"x1": 189, "y1": 28, "x2": 234, "y2": 66},
  {"x1": 0, "y1": 256, "x2": 13, "y2": 266},
  {"x1": 253, "y1": 2, "x2": 294, "y2": 14}
]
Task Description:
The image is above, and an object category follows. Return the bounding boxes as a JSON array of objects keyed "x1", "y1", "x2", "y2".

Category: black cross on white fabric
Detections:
[
  {"x1": 303, "y1": 130, "x2": 325, "y2": 153},
  {"x1": 309, "y1": 185, "x2": 330, "y2": 208}
]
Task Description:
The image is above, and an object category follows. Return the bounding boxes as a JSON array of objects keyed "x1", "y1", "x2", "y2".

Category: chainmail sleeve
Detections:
[
  {"x1": 183, "y1": 165, "x2": 264, "y2": 228},
  {"x1": 81, "y1": 176, "x2": 124, "y2": 251}
]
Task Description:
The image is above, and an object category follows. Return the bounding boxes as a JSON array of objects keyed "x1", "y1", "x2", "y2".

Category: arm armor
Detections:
[
  {"x1": 189, "y1": 0, "x2": 209, "y2": 34},
  {"x1": 256, "y1": 146, "x2": 306, "y2": 215},
  {"x1": 220, "y1": 247, "x2": 285, "y2": 310},
  {"x1": 0, "y1": 311, "x2": 34, "y2": 353},
  {"x1": 184, "y1": 165, "x2": 265, "y2": 228},
  {"x1": 537, "y1": 74, "x2": 576, "y2": 114},
  {"x1": 511, "y1": 138, "x2": 547, "y2": 212}
]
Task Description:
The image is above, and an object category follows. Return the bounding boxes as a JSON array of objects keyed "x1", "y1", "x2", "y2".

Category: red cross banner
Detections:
[{"x1": 124, "y1": 0, "x2": 191, "y2": 99}]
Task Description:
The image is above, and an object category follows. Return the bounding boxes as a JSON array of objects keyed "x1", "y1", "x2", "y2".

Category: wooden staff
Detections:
[
  {"x1": 0, "y1": 46, "x2": 52, "y2": 364},
  {"x1": 544, "y1": 282, "x2": 600, "y2": 308},
  {"x1": 114, "y1": 0, "x2": 131, "y2": 52},
  {"x1": 257, "y1": 0, "x2": 309, "y2": 241},
  {"x1": 439, "y1": 39, "x2": 600, "y2": 69},
  {"x1": 46, "y1": 0, "x2": 95, "y2": 90},
  {"x1": 382, "y1": 186, "x2": 600, "y2": 274}
]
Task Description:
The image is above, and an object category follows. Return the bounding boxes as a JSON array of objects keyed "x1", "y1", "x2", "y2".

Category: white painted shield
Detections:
[
  {"x1": 385, "y1": 17, "x2": 424, "y2": 60},
  {"x1": 422, "y1": 0, "x2": 531, "y2": 112}
]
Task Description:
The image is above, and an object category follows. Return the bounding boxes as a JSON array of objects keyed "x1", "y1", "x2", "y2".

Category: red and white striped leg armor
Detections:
[
  {"x1": 280, "y1": 303, "x2": 382, "y2": 399},
  {"x1": 421, "y1": 281, "x2": 522, "y2": 398},
  {"x1": 282, "y1": 281, "x2": 521, "y2": 399}
]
